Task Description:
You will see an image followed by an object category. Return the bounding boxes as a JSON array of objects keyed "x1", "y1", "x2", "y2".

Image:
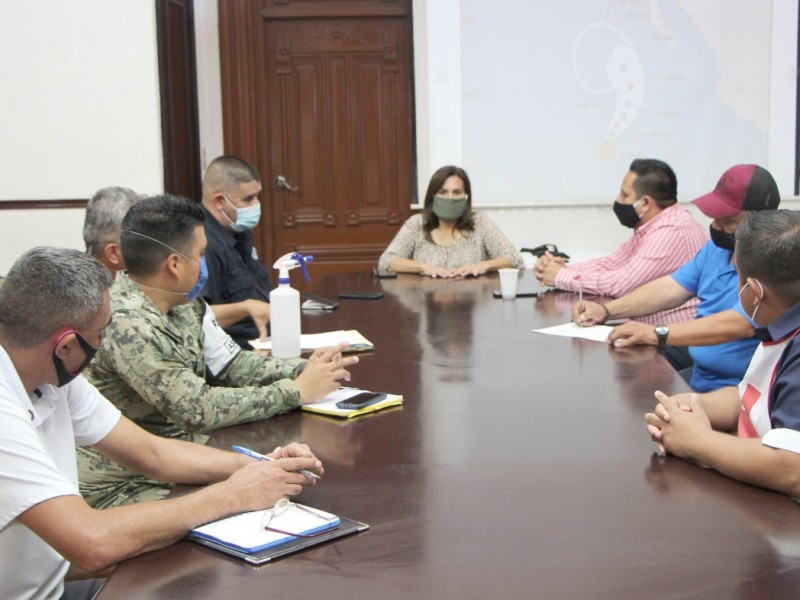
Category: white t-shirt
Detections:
[{"x1": 0, "y1": 345, "x2": 120, "y2": 600}]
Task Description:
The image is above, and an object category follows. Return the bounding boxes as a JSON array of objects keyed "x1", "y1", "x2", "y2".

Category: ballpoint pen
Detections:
[{"x1": 232, "y1": 445, "x2": 321, "y2": 480}]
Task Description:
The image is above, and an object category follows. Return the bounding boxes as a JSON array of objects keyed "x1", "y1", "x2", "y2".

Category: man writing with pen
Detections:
[
  {"x1": 0, "y1": 247, "x2": 328, "y2": 600},
  {"x1": 535, "y1": 159, "x2": 706, "y2": 326},
  {"x1": 78, "y1": 194, "x2": 358, "y2": 510}
]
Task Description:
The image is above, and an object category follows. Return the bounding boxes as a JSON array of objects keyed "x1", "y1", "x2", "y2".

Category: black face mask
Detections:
[
  {"x1": 613, "y1": 200, "x2": 642, "y2": 228},
  {"x1": 52, "y1": 331, "x2": 98, "y2": 387},
  {"x1": 709, "y1": 224, "x2": 736, "y2": 251}
]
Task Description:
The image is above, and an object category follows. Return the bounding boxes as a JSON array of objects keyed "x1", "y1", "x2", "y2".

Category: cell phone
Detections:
[
  {"x1": 335, "y1": 391, "x2": 387, "y2": 410},
  {"x1": 338, "y1": 292, "x2": 384, "y2": 300},
  {"x1": 372, "y1": 268, "x2": 398, "y2": 279},
  {"x1": 303, "y1": 293, "x2": 339, "y2": 310},
  {"x1": 492, "y1": 291, "x2": 539, "y2": 298}
]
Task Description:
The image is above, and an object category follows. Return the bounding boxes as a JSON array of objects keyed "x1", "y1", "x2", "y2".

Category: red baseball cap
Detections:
[{"x1": 692, "y1": 164, "x2": 780, "y2": 219}]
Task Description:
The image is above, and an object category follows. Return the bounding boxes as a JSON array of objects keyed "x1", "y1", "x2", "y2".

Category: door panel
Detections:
[
  {"x1": 220, "y1": 0, "x2": 414, "y2": 290},
  {"x1": 157, "y1": 0, "x2": 201, "y2": 200}
]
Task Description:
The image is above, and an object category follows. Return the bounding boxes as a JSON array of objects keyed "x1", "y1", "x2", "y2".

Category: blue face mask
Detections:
[
  {"x1": 738, "y1": 279, "x2": 764, "y2": 326},
  {"x1": 223, "y1": 196, "x2": 261, "y2": 232},
  {"x1": 186, "y1": 255, "x2": 208, "y2": 301}
]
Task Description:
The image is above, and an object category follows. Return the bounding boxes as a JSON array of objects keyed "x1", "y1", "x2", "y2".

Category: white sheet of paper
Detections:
[
  {"x1": 532, "y1": 322, "x2": 613, "y2": 343},
  {"x1": 250, "y1": 330, "x2": 372, "y2": 351}
]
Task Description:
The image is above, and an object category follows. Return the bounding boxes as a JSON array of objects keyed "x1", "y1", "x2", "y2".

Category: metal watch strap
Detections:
[{"x1": 655, "y1": 325, "x2": 669, "y2": 349}]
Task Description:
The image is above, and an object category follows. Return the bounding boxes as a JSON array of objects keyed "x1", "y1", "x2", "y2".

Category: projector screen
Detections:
[{"x1": 460, "y1": 0, "x2": 790, "y2": 205}]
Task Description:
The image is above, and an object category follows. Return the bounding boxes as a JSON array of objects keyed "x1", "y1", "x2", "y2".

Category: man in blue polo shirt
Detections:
[{"x1": 574, "y1": 164, "x2": 781, "y2": 392}]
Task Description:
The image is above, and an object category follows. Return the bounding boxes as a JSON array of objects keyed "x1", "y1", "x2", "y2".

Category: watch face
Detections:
[{"x1": 655, "y1": 325, "x2": 668, "y2": 336}]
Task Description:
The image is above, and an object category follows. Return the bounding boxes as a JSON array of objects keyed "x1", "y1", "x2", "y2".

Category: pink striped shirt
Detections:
[{"x1": 554, "y1": 204, "x2": 708, "y2": 325}]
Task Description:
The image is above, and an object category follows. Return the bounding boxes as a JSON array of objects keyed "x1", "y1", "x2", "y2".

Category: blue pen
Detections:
[{"x1": 232, "y1": 445, "x2": 321, "y2": 480}]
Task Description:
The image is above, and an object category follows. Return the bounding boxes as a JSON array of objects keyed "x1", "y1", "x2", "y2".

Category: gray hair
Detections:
[
  {"x1": 83, "y1": 187, "x2": 141, "y2": 258},
  {"x1": 0, "y1": 247, "x2": 112, "y2": 347},
  {"x1": 736, "y1": 209, "x2": 800, "y2": 303}
]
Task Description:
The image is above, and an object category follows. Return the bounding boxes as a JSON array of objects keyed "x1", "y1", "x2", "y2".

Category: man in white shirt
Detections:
[{"x1": 0, "y1": 247, "x2": 323, "y2": 600}]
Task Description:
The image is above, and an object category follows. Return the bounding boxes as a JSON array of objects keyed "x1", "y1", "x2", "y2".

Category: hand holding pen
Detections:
[{"x1": 234, "y1": 445, "x2": 322, "y2": 480}]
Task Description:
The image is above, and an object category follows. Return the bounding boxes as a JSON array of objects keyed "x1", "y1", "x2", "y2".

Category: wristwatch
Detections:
[{"x1": 654, "y1": 324, "x2": 669, "y2": 350}]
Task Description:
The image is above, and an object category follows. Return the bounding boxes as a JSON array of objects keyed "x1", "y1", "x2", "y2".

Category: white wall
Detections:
[
  {"x1": 0, "y1": 1, "x2": 797, "y2": 275},
  {"x1": 411, "y1": 0, "x2": 800, "y2": 263},
  {"x1": 194, "y1": 0, "x2": 225, "y2": 170},
  {"x1": 0, "y1": 1, "x2": 163, "y2": 274}
]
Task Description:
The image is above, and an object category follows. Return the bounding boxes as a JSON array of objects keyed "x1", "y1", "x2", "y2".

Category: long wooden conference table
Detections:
[{"x1": 98, "y1": 271, "x2": 800, "y2": 599}]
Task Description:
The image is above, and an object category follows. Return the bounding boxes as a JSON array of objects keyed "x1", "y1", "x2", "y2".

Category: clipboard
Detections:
[{"x1": 189, "y1": 512, "x2": 369, "y2": 565}]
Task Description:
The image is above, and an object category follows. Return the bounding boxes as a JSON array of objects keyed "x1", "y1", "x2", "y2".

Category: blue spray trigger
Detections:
[{"x1": 291, "y1": 253, "x2": 314, "y2": 282}]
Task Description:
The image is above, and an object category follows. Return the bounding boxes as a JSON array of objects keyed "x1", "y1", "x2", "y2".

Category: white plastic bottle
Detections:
[{"x1": 269, "y1": 253, "x2": 312, "y2": 359}]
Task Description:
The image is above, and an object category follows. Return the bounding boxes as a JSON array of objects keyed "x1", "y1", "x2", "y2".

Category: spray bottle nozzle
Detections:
[
  {"x1": 273, "y1": 252, "x2": 314, "y2": 284},
  {"x1": 291, "y1": 253, "x2": 313, "y2": 282}
]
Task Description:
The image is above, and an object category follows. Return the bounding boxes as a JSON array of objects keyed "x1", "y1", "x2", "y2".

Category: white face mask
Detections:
[{"x1": 738, "y1": 279, "x2": 764, "y2": 325}]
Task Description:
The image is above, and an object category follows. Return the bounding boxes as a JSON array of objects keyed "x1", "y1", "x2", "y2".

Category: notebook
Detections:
[
  {"x1": 249, "y1": 330, "x2": 374, "y2": 353},
  {"x1": 301, "y1": 387, "x2": 403, "y2": 419},
  {"x1": 188, "y1": 503, "x2": 369, "y2": 565}
]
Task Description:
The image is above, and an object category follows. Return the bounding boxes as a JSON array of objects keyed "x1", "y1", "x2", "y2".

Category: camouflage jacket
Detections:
[{"x1": 79, "y1": 272, "x2": 305, "y2": 508}]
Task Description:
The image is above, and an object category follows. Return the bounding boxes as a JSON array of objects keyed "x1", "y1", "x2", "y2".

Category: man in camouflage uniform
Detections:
[{"x1": 79, "y1": 194, "x2": 357, "y2": 508}]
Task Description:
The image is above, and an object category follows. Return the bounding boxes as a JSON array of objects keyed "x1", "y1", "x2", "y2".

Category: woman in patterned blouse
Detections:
[{"x1": 378, "y1": 165, "x2": 523, "y2": 278}]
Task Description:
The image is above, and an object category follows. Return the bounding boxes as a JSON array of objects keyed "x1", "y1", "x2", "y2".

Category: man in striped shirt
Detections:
[
  {"x1": 576, "y1": 164, "x2": 781, "y2": 393},
  {"x1": 534, "y1": 159, "x2": 706, "y2": 325}
]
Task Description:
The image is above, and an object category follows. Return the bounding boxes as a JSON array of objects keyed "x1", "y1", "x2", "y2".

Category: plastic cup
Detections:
[{"x1": 498, "y1": 268, "x2": 519, "y2": 299}]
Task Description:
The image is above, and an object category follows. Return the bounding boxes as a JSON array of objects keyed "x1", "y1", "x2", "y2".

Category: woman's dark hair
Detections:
[{"x1": 422, "y1": 165, "x2": 475, "y2": 234}]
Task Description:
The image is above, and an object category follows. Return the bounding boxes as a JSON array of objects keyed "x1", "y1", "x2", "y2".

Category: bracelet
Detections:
[{"x1": 601, "y1": 304, "x2": 612, "y2": 323}]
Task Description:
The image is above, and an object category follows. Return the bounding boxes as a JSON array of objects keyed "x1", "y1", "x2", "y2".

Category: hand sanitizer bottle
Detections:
[{"x1": 269, "y1": 253, "x2": 313, "y2": 359}]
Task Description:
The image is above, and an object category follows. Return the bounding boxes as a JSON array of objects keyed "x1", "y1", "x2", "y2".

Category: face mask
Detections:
[
  {"x1": 186, "y1": 255, "x2": 208, "y2": 301},
  {"x1": 738, "y1": 279, "x2": 764, "y2": 325},
  {"x1": 223, "y1": 196, "x2": 261, "y2": 232},
  {"x1": 52, "y1": 330, "x2": 98, "y2": 387},
  {"x1": 710, "y1": 225, "x2": 736, "y2": 250},
  {"x1": 613, "y1": 198, "x2": 646, "y2": 228},
  {"x1": 432, "y1": 196, "x2": 468, "y2": 221}
]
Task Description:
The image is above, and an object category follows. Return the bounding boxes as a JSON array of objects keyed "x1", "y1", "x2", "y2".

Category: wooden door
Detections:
[
  {"x1": 156, "y1": 0, "x2": 202, "y2": 200},
  {"x1": 219, "y1": 0, "x2": 415, "y2": 289}
]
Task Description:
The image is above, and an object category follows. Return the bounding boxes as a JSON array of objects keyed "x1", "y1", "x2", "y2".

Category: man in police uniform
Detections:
[{"x1": 200, "y1": 155, "x2": 273, "y2": 348}]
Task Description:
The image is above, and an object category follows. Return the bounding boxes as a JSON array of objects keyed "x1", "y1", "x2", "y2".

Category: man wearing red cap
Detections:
[{"x1": 573, "y1": 164, "x2": 780, "y2": 392}]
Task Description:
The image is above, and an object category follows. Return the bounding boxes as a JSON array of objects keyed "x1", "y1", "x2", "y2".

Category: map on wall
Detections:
[{"x1": 461, "y1": 0, "x2": 773, "y2": 205}]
